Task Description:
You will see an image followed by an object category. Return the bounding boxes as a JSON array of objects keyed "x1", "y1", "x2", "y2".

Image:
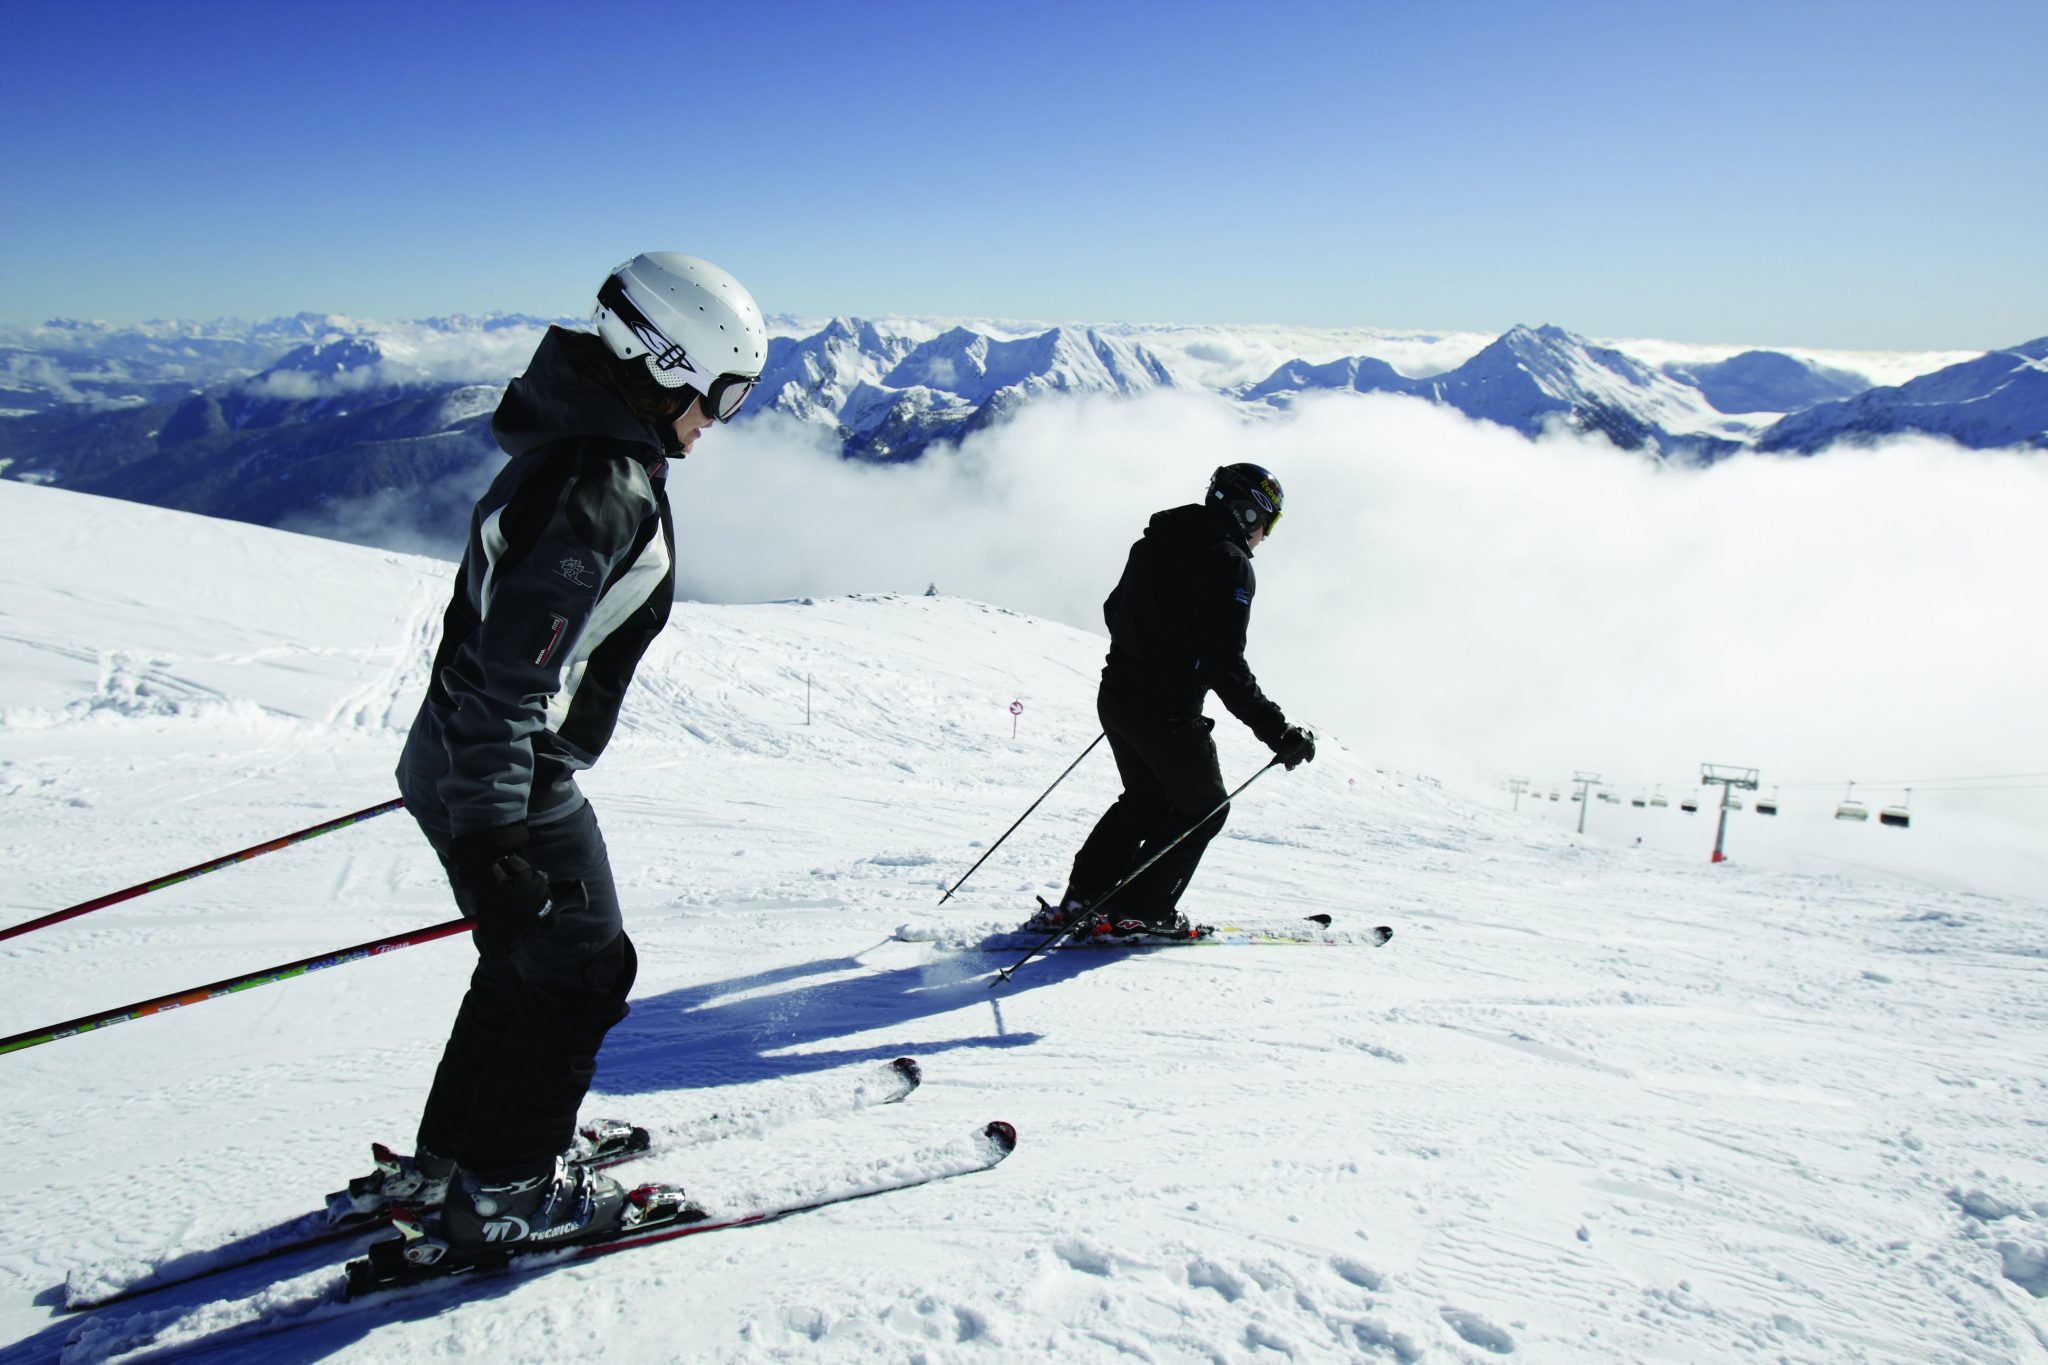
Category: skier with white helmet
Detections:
[
  {"x1": 375, "y1": 253, "x2": 766, "y2": 1254},
  {"x1": 1035, "y1": 463, "x2": 1315, "y2": 940}
]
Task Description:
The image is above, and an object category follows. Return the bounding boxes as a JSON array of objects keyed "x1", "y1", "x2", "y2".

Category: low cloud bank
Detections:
[
  {"x1": 241, "y1": 322, "x2": 560, "y2": 402},
  {"x1": 673, "y1": 390, "x2": 2046, "y2": 890}
]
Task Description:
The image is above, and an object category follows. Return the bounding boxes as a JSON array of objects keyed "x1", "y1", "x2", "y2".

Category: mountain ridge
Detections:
[{"x1": 2, "y1": 314, "x2": 2037, "y2": 554}]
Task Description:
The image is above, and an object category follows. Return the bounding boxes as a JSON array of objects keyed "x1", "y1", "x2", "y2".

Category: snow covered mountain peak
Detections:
[
  {"x1": 1250, "y1": 321, "x2": 1756, "y2": 459},
  {"x1": 256, "y1": 335, "x2": 386, "y2": 379},
  {"x1": 1757, "y1": 333, "x2": 2048, "y2": 452}
]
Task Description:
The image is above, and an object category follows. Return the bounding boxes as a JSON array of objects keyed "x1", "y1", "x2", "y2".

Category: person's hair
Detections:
[
  {"x1": 604, "y1": 350, "x2": 699, "y2": 426},
  {"x1": 564, "y1": 329, "x2": 697, "y2": 426}
]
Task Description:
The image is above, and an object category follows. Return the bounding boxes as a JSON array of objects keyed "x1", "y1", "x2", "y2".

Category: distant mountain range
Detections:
[
  {"x1": 1755, "y1": 337, "x2": 2048, "y2": 453},
  {"x1": 1244, "y1": 324, "x2": 1762, "y2": 460},
  {"x1": 0, "y1": 313, "x2": 2039, "y2": 555},
  {"x1": 756, "y1": 320, "x2": 1180, "y2": 460}
]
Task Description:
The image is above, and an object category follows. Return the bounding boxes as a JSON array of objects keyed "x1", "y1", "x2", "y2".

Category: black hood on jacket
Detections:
[
  {"x1": 491, "y1": 327, "x2": 671, "y2": 462},
  {"x1": 1145, "y1": 500, "x2": 1252, "y2": 555}
]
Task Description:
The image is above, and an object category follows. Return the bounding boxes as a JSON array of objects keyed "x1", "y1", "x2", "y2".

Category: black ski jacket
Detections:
[
  {"x1": 1100, "y1": 502, "x2": 1288, "y2": 746},
  {"x1": 397, "y1": 328, "x2": 676, "y2": 839}
]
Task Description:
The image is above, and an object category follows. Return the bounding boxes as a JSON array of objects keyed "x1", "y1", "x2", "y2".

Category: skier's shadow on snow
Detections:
[
  {"x1": 594, "y1": 942, "x2": 1118, "y2": 1095},
  {"x1": 21, "y1": 1263, "x2": 556, "y2": 1365},
  {"x1": 5, "y1": 958, "x2": 1119, "y2": 1363}
]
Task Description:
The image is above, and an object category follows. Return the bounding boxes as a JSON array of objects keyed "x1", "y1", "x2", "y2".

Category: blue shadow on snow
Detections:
[{"x1": 593, "y1": 943, "x2": 1117, "y2": 1096}]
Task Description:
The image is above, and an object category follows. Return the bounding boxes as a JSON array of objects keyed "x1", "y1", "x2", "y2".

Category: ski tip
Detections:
[
  {"x1": 1373, "y1": 925, "x2": 1393, "y2": 945},
  {"x1": 890, "y1": 1056, "x2": 923, "y2": 1087},
  {"x1": 982, "y1": 1120, "x2": 1018, "y2": 1154},
  {"x1": 1305, "y1": 913, "x2": 1333, "y2": 927}
]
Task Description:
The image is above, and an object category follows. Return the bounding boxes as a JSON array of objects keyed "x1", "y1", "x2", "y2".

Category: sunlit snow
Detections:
[{"x1": 1, "y1": 482, "x2": 2044, "y2": 1363}]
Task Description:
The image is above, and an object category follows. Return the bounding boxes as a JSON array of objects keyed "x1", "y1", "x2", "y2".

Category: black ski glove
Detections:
[
  {"x1": 447, "y1": 822, "x2": 553, "y2": 954},
  {"x1": 1274, "y1": 724, "x2": 1317, "y2": 771}
]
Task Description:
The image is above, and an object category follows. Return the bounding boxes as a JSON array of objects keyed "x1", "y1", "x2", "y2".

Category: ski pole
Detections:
[
  {"x1": 939, "y1": 733, "x2": 1104, "y2": 905},
  {"x1": 0, "y1": 797, "x2": 405, "y2": 943},
  {"x1": 992, "y1": 756, "x2": 1284, "y2": 987},
  {"x1": 0, "y1": 915, "x2": 471, "y2": 1057}
]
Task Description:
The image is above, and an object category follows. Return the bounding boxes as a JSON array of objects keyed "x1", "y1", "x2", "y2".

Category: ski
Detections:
[
  {"x1": 70, "y1": 1122, "x2": 1017, "y2": 1361},
  {"x1": 62, "y1": 1055, "x2": 923, "y2": 1312},
  {"x1": 346, "y1": 1120, "x2": 1017, "y2": 1297},
  {"x1": 899, "y1": 915, "x2": 1391, "y2": 953}
]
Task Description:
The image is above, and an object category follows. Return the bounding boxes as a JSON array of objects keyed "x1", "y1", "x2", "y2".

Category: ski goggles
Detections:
[
  {"x1": 697, "y1": 371, "x2": 758, "y2": 423},
  {"x1": 599, "y1": 276, "x2": 759, "y2": 422}
]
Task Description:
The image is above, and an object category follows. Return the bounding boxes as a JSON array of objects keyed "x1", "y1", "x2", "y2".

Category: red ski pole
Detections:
[
  {"x1": 0, "y1": 916, "x2": 472, "y2": 1057},
  {"x1": 0, "y1": 798, "x2": 405, "y2": 943}
]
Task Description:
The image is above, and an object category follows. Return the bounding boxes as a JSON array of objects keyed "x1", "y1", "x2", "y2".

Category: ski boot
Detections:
[
  {"x1": 439, "y1": 1152, "x2": 631, "y2": 1251},
  {"x1": 1102, "y1": 911, "x2": 1207, "y2": 941},
  {"x1": 328, "y1": 1144, "x2": 456, "y2": 1228},
  {"x1": 1022, "y1": 895, "x2": 1088, "y2": 934},
  {"x1": 346, "y1": 1180, "x2": 707, "y2": 1295},
  {"x1": 327, "y1": 1118, "x2": 648, "y2": 1229}
]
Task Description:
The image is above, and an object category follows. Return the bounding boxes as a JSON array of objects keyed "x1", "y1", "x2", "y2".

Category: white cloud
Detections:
[
  {"x1": 1602, "y1": 334, "x2": 1981, "y2": 390},
  {"x1": 672, "y1": 389, "x2": 2048, "y2": 893}
]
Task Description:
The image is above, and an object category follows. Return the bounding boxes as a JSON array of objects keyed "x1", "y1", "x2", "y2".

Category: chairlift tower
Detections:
[
  {"x1": 1701, "y1": 764, "x2": 1759, "y2": 863},
  {"x1": 1507, "y1": 777, "x2": 1530, "y2": 811},
  {"x1": 1572, "y1": 772, "x2": 1602, "y2": 834}
]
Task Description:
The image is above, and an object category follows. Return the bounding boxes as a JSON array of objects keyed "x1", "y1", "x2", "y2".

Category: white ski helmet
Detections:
[{"x1": 593, "y1": 253, "x2": 767, "y2": 421}]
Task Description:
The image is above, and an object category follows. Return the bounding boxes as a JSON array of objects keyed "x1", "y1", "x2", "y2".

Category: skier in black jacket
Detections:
[
  {"x1": 1041, "y1": 464, "x2": 1315, "y2": 938},
  {"x1": 374, "y1": 253, "x2": 765, "y2": 1253}
]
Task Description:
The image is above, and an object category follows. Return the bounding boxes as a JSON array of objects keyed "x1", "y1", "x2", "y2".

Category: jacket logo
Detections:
[
  {"x1": 556, "y1": 557, "x2": 595, "y2": 588},
  {"x1": 1233, "y1": 587, "x2": 1250, "y2": 606}
]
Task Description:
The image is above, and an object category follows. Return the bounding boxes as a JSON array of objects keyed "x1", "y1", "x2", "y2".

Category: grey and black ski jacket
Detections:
[
  {"x1": 1100, "y1": 502, "x2": 1288, "y2": 746},
  {"x1": 398, "y1": 328, "x2": 676, "y2": 839}
]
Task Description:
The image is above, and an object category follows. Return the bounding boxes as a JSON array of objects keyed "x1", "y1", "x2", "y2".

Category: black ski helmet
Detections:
[{"x1": 1207, "y1": 463, "x2": 1284, "y2": 536}]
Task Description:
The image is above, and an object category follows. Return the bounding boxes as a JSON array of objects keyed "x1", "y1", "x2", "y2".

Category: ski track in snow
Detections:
[{"x1": 1, "y1": 479, "x2": 2045, "y2": 1364}]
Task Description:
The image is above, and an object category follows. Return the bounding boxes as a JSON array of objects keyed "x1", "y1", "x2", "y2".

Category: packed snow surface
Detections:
[{"x1": 1, "y1": 481, "x2": 2043, "y2": 1363}]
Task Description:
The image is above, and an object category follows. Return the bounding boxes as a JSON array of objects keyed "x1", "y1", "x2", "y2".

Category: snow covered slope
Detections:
[{"x1": 2, "y1": 482, "x2": 2044, "y2": 1363}]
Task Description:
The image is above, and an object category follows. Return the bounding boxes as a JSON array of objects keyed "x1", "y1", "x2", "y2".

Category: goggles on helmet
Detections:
[
  {"x1": 598, "y1": 275, "x2": 759, "y2": 422},
  {"x1": 1246, "y1": 477, "x2": 1282, "y2": 532}
]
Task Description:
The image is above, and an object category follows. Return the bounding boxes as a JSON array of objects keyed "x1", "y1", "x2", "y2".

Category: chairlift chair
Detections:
[
  {"x1": 1679, "y1": 797, "x2": 1698, "y2": 813},
  {"x1": 1880, "y1": 788, "x2": 1912, "y2": 829},
  {"x1": 1755, "y1": 788, "x2": 1780, "y2": 816},
  {"x1": 1835, "y1": 782, "x2": 1868, "y2": 821},
  {"x1": 1650, "y1": 791, "x2": 1669, "y2": 808},
  {"x1": 1631, "y1": 796, "x2": 1646, "y2": 808}
]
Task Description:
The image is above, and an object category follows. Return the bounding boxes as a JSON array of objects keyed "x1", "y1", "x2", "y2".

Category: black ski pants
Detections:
[
  {"x1": 413, "y1": 799, "x2": 637, "y2": 1179},
  {"x1": 1067, "y1": 685, "x2": 1230, "y2": 921}
]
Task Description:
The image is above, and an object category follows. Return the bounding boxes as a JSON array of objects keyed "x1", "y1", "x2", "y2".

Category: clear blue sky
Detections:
[{"x1": 3, "y1": 0, "x2": 2041, "y2": 349}]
